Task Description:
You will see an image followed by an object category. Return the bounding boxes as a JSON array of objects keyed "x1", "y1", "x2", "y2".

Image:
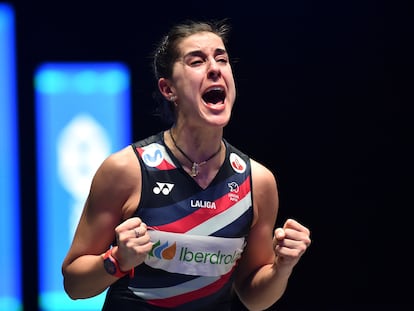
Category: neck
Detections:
[{"x1": 168, "y1": 128, "x2": 222, "y2": 177}]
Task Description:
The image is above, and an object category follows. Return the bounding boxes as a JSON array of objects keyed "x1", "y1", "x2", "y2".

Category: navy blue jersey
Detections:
[{"x1": 102, "y1": 131, "x2": 253, "y2": 311}]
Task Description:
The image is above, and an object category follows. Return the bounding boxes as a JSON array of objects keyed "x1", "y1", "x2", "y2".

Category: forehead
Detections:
[{"x1": 177, "y1": 31, "x2": 226, "y2": 56}]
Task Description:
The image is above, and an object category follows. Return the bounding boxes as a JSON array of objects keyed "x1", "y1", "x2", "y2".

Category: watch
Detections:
[{"x1": 102, "y1": 249, "x2": 134, "y2": 278}]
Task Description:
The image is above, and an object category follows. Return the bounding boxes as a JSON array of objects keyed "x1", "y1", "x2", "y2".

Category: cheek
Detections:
[
  {"x1": 175, "y1": 71, "x2": 201, "y2": 90},
  {"x1": 224, "y1": 72, "x2": 236, "y2": 93},
  {"x1": 227, "y1": 81, "x2": 237, "y2": 102}
]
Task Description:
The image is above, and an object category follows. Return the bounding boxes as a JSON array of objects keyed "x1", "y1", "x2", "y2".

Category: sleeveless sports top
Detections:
[{"x1": 102, "y1": 131, "x2": 253, "y2": 311}]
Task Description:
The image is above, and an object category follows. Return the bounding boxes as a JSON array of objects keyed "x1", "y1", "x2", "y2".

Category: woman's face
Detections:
[{"x1": 170, "y1": 31, "x2": 236, "y2": 129}]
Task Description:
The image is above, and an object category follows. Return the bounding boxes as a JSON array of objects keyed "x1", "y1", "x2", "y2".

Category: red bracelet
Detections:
[{"x1": 102, "y1": 249, "x2": 135, "y2": 278}]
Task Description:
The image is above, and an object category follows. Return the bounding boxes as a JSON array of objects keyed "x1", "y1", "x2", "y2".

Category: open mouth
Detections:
[{"x1": 202, "y1": 87, "x2": 225, "y2": 105}]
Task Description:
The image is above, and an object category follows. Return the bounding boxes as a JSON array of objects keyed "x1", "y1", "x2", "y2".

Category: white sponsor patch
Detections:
[{"x1": 146, "y1": 230, "x2": 245, "y2": 277}]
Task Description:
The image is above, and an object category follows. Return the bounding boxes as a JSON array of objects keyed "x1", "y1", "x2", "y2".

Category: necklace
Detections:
[{"x1": 169, "y1": 129, "x2": 222, "y2": 177}]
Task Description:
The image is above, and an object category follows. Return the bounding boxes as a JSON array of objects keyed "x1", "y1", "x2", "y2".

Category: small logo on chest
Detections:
[
  {"x1": 153, "y1": 182, "x2": 174, "y2": 195},
  {"x1": 190, "y1": 199, "x2": 216, "y2": 209}
]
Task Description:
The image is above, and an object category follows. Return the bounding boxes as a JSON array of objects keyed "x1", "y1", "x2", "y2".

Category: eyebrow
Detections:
[{"x1": 183, "y1": 48, "x2": 227, "y2": 59}]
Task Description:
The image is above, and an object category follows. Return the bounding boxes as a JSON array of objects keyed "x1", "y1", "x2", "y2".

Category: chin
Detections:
[{"x1": 208, "y1": 115, "x2": 231, "y2": 128}]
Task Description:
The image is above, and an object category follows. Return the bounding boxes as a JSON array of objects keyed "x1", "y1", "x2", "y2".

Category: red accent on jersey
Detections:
[
  {"x1": 147, "y1": 267, "x2": 235, "y2": 308},
  {"x1": 153, "y1": 176, "x2": 251, "y2": 233}
]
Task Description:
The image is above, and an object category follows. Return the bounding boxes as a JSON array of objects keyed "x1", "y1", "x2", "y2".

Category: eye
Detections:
[
  {"x1": 189, "y1": 57, "x2": 205, "y2": 66},
  {"x1": 190, "y1": 60, "x2": 203, "y2": 66},
  {"x1": 216, "y1": 57, "x2": 228, "y2": 64}
]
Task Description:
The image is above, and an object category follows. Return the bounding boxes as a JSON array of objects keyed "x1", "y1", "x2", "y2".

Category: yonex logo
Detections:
[{"x1": 153, "y1": 182, "x2": 174, "y2": 195}]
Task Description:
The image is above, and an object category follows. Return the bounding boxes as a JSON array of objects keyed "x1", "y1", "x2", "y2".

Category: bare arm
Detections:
[
  {"x1": 234, "y1": 160, "x2": 311, "y2": 311},
  {"x1": 61, "y1": 146, "x2": 153, "y2": 299}
]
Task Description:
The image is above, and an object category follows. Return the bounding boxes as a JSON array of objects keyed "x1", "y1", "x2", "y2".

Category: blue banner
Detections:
[
  {"x1": 35, "y1": 63, "x2": 131, "y2": 310},
  {"x1": 0, "y1": 4, "x2": 21, "y2": 311}
]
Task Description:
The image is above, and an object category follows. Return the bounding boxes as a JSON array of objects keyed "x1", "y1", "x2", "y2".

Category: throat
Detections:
[{"x1": 169, "y1": 128, "x2": 222, "y2": 178}]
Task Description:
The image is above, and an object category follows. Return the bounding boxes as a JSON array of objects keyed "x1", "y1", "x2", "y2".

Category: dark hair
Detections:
[
  {"x1": 151, "y1": 19, "x2": 232, "y2": 125},
  {"x1": 153, "y1": 19, "x2": 231, "y2": 80}
]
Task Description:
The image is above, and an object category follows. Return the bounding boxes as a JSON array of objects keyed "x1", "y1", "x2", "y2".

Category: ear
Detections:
[{"x1": 158, "y1": 78, "x2": 176, "y2": 101}]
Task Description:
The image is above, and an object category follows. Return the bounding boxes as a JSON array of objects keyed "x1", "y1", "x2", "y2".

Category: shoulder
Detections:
[
  {"x1": 249, "y1": 158, "x2": 279, "y2": 226},
  {"x1": 87, "y1": 144, "x2": 142, "y2": 219},
  {"x1": 92, "y1": 145, "x2": 140, "y2": 193},
  {"x1": 99, "y1": 145, "x2": 137, "y2": 174},
  {"x1": 224, "y1": 139, "x2": 249, "y2": 159},
  {"x1": 250, "y1": 159, "x2": 278, "y2": 190}
]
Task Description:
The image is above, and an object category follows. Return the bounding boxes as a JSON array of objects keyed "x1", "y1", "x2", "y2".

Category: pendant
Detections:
[{"x1": 191, "y1": 162, "x2": 199, "y2": 177}]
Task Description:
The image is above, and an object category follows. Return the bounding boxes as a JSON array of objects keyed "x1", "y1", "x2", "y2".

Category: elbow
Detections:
[
  {"x1": 65, "y1": 291, "x2": 79, "y2": 301},
  {"x1": 62, "y1": 271, "x2": 107, "y2": 300},
  {"x1": 235, "y1": 286, "x2": 282, "y2": 311},
  {"x1": 61, "y1": 259, "x2": 107, "y2": 299},
  {"x1": 62, "y1": 267, "x2": 77, "y2": 300},
  {"x1": 62, "y1": 268, "x2": 86, "y2": 300},
  {"x1": 237, "y1": 298, "x2": 276, "y2": 311},
  {"x1": 63, "y1": 277, "x2": 81, "y2": 300},
  {"x1": 63, "y1": 279, "x2": 99, "y2": 300}
]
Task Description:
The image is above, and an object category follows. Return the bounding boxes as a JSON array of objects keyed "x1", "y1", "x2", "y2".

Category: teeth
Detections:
[{"x1": 207, "y1": 87, "x2": 224, "y2": 92}]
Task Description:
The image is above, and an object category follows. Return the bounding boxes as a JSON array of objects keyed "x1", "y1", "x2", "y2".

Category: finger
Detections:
[
  {"x1": 274, "y1": 228, "x2": 285, "y2": 240},
  {"x1": 284, "y1": 219, "x2": 311, "y2": 236},
  {"x1": 281, "y1": 229, "x2": 311, "y2": 250},
  {"x1": 133, "y1": 223, "x2": 149, "y2": 238},
  {"x1": 117, "y1": 217, "x2": 142, "y2": 233},
  {"x1": 273, "y1": 228, "x2": 285, "y2": 249},
  {"x1": 134, "y1": 228, "x2": 140, "y2": 238}
]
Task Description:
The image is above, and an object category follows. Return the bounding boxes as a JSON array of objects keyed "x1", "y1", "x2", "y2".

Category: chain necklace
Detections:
[{"x1": 169, "y1": 129, "x2": 222, "y2": 177}]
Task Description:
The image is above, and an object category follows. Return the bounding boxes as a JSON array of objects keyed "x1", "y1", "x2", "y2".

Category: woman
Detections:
[{"x1": 62, "y1": 19, "x2": 311, "y2": 311}]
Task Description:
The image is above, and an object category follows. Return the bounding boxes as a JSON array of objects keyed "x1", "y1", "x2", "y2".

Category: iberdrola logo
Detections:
[{"x1": 149, "y1": 240, "x2": 177, "y2": 260}]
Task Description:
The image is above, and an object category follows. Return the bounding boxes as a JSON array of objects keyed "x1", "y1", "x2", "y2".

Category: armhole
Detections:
[
  {"x1": 130, "y1": 143, "x2": 139, "y2": 158},
  {"x1": 247, "y1": 159, "x2": 255, "y2": 230}
]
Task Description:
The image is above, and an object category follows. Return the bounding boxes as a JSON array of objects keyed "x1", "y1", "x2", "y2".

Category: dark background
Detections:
[{"x1": 7, "y1": 0, "x2": 413, "y2": 310}]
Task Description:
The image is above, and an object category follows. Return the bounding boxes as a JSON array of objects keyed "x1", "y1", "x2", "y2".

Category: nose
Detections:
[{"x1": 207, "y1": 59, "x2": 221, "y2": 81}]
